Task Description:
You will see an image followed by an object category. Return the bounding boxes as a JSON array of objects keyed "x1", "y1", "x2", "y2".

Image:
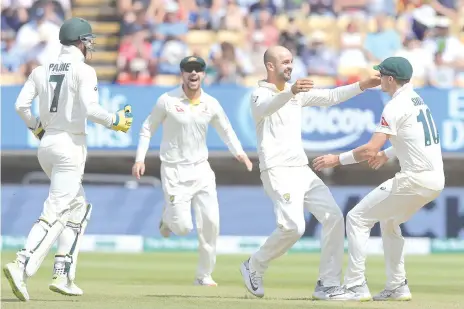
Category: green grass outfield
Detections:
[{"x1": 1, "y1": 252, "x2": 463, "y2": 309}]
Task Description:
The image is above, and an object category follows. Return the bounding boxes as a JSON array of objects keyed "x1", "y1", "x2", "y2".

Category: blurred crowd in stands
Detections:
[
  {"x1": 2, "y1": 0, "x2": 464, "y2": 88},
  {"x1": 116, "y1": 0, "x2": 464, "y2": 87},
  {"x1": 118, "y1": 0, "x2": 464, "y2": 88},
  {"x1": 1, "y1": 0, "x2": 70, "y2": 83}
]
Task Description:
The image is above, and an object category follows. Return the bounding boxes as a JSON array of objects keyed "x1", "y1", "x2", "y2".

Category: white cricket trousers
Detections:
[
  {"x1": 37, "y1": 131, "x2": 88, "y2": 226},
  {"x1": 160, "y1": 160, "x2": 219, "y2": 279},
  {"x1": 344, "y1": 172, "x2": 442, "y2": 290},
  {"x1": 250, "y1": 165, "x2": 345, "y2": 286}
]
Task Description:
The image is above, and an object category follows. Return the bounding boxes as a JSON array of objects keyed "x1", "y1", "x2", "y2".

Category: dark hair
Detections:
[
  {"x1": 60, "y1": 40, "x2": 80, "y2": 47},
  {"x1": 395, "y1": 78, "x2": 410, "y2": 86}
]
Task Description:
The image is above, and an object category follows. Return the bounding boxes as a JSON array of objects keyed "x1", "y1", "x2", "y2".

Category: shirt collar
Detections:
[
  {"x1": 60, "y1": 45, "x2": 85, "y2": 62},
  {"x1": 258, "y1": 80, "x2": 291, "y2": 92},
  {"x1": 176, "y1": 85, "x2": 205, "y2": 103},
  {"x1": 392, "y1": 83, "x2": 413, "y2": 99}
]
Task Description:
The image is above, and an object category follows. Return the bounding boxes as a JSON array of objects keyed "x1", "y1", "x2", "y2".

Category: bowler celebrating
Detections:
[
  {"x1": 240, "y1": 45, "x2": 381, "y2": 299},
  {"x1": 133, "y1": 56, "x2": 252, "y2": 286},
  {"x1": 313, "y1": 57, "x2": 444, "y2": 301}
]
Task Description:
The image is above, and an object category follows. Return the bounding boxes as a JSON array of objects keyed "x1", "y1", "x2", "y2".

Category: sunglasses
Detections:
[{"x1": 182, "y1": 65, "x2": 205, "y2": 73}]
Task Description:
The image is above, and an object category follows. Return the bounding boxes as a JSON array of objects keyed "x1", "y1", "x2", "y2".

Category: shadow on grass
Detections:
[
  {"x1": 146, "y1": 294, "x2": 244, "y2": 300},
  {"x1": 1, "y1": 298, "x2": 22, "y2": 303},
  {"x1": 1, "y1": 298, "x2": 77, "y2": 303},
  {"x1": 146, "y1": 294, "x2": 315, "y2": 301}
]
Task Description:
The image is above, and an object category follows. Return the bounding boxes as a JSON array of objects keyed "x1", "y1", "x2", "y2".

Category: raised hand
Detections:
[{"x1": 291, "y1": 78, "x2": 314, "y2": 94}]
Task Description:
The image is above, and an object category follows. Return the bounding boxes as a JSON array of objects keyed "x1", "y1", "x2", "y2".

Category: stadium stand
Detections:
[{"x1": 1, "y1": 0, "x2": 463, "y2": 86}]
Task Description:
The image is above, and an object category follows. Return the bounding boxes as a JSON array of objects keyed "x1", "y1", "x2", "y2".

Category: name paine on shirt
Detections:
[
  {"x1": 411, "y1": 97, "x2": 425, "y2": 106},
  {"x1": 49, "y1": 63, "x2": 71, "y2": 72}
]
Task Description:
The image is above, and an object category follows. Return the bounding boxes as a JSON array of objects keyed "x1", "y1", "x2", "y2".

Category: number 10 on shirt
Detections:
[{"x1": 417, "y1": 108, "x2": 439, "y2": 147}]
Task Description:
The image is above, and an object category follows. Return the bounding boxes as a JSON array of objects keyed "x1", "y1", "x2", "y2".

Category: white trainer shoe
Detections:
[
  {"x1": 194, "y1": 276, "x2": 218, "y2": 286},
  {"x1": 312, "y1": 280, "x2": 345, "y2": 300},
  {"x1": 325, "y1": 281, "x2": 372, "y2": 301},
  {"x1": 68, "y1": 281, "x2": 84, "y2": 295},
  {"x1": 49, "y1": 274, "x2": 84, "y2": 296},
  {"x1": 159, "y1": 220, "x2": 171, "y2": 238},
  {"x1": 346, "y1": 281, "x2": 373, "y2": 301},
  {"x1": 240, "y1": 258, "x2": 264, "y2": 298},
  {"x1": 373, "y1": 280, "x2": 412, "y2": 301},
  {"x1": 3, "y1": 261, "x2": 29, "y2": 301}
]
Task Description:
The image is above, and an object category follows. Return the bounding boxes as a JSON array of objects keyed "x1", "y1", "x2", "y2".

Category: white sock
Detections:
[{"x1": 54, "y1": 255, "x2": 66, "y2": 276}]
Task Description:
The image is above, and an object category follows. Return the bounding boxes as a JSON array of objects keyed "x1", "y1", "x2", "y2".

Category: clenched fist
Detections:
[{"x1": 291, "y1": 78, "x2": 314, "y2": 95}]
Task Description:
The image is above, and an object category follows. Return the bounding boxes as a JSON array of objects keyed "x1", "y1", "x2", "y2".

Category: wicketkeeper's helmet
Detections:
[{"x1": 59, "y1": 17, "x2": 96, "y2": 51}]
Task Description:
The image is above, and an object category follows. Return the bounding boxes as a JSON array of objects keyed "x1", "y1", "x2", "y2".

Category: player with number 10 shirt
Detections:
[{"x1": 313, "y1": 57, "x2": 445, "y2": 301}]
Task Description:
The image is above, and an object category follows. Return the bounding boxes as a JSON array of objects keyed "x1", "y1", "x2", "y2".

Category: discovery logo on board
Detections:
[
  {"x1": 300, "y1": 91, "x2": 383, "y2": 152},
  {"x1": 300, "y1": 105, "x2": 378, "y2": 151}
]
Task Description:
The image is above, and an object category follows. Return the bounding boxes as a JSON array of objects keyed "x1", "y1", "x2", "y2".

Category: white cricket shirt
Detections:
[
  {"x1": 135, "y1": 86, "x2": 245, "y2": 164},
  {"x1": 15, "y1": 45, "x2": 113, "y2": 135},
  {"x1": 376, "y1": 83, "x2": 445, "y2": 190},
  {"x1": 251, "y1": 80, "x2": 364, "y2": 171}
]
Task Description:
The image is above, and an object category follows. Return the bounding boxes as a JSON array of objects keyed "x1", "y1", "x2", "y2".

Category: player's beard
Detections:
[{"x1": 278, "y1": 67, "x2": 292, "y2": 82}]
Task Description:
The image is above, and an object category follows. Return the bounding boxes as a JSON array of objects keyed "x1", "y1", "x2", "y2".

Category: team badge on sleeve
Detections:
[
  {"x1": 252, "y1": 95, "x2": 259, "y2": 104},
  {"x1": 169, "y1": 195, "x2": 175, "y2": 203},
  {"x1": 380, "y1": 116, "x2": 390, "y2": 128}
]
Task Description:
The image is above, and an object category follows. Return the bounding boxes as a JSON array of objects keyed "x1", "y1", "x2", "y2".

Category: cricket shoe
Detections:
[
  {"x1": 159, "y1": 220, "x2": 171, "y2": 238},
  {"x1": 240, "y1": 258, "x2": 264, "y2": 298},
  {"x1": 312, "y1": 280, "x2": 345, "y2": 300},
  {"x1": 373, "y1": 280, "x2": 412, "y2": 301},
  {"x1": 328, "y1": 281, "x2": 372, "y2": 301},
  {"x1": 3, "y1": 261, "x2": 29, "y2": 301},
  {"x1": 49, "y1": 274, "x2": 84, "y2": 296},
  {"x1": 194, "y1": 276, "x2": 218, "y2": 286}
]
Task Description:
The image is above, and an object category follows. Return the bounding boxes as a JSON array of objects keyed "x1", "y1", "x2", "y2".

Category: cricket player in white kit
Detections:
[
  {"x1": 132, "y1": 56, "x2": 252, "y2": 286},
  {"x1": 4, "y1": 17, "x2": 134, "y2": 302},
  {"x1": 313, "y1": 57, "x2": 445, "y2": 301},
  {"x1": 239, "y1": 46, "x2": 381, "y2": 299}
]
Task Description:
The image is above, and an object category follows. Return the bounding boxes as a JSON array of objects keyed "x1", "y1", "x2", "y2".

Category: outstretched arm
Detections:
[
  {"x1": 135, "y1": 98, "x2": 167, "y2": 163},
  {"x1": 312, "y1": 101, "x2": 399, "y2": 170},
  {"x1": 312, "y1": 132, "x2": 389, "y2": 170},
  {"x1": 301, "y1": 76, "x2": 380, "y2": 107},
  {"x1": 211, "y1": 101, "x2": 252, "y2": 171},
  {"x1": 301, "y1": 82, "x2": 363, "y2": 107},
  {"x1": 210, "y1": 101, "x2": 245, "y2": 157}
]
